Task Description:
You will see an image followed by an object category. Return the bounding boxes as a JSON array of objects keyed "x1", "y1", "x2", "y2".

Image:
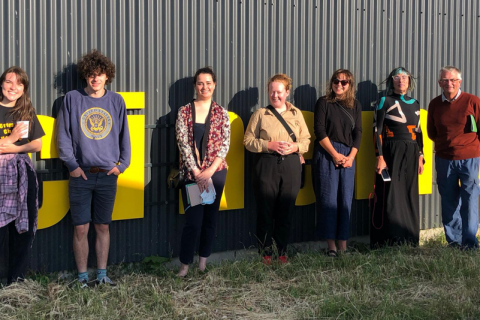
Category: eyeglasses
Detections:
[
  {"x1": 392, "y1": 75, "x2": 409, "y2": 81},
  {"x1": 439, "y1": 79, "x2": 461, "y2": 84},
  {"x1": 333, "y1": 79, "x2": 349, "y2": 86}
]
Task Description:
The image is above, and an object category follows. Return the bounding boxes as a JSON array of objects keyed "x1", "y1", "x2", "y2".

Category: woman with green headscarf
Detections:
[{"x1": 371, "y1": 67, "x2": 424, "y2": 248}]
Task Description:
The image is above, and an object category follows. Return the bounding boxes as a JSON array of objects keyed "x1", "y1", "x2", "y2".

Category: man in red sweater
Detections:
[{"x1": 427, "y1": 66, "x2": 480, "y2": 249}]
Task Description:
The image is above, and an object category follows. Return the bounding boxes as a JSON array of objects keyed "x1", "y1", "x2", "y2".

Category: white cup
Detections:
[{"x1": 16, "y1": 121, "x2": 29, "y2": 139}]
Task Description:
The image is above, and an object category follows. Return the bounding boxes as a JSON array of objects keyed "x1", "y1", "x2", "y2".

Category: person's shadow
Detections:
[
  {"x1": 357, "y1": 80, "x2": 379, "y2": 110},
  {"x1": 37, "y1": 64, "x2": 81, "y2": 200},
  {"x1": 204, "y1": 87, "x2": 261, "y2": 251},
  {"x1": 146, "y1": 77, "x2": 194, "y2": 258},
  {"x1": 227, "y1": 87, "x2": 259, "y2": 123},
  {"x1": 293, "y1": 84, "x2": 317, "y2": 112}
]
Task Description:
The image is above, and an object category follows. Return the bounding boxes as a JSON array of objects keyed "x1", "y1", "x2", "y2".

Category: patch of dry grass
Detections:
[{"x1": 2, "y1": 239, "x2": 480, "y2": 319}]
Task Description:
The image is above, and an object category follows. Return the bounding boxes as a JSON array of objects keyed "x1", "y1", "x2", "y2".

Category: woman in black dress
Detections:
[{"x1": 371, "y1": 67, "x2": 424, "y2": 247}]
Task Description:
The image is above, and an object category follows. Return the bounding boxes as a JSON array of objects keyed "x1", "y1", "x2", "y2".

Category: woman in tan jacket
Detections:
[{"x1": 244, "y1": 73, "x2": 310, "y2": 264}]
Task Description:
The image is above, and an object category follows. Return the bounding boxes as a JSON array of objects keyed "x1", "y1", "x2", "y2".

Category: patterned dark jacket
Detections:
[{"x1": 175, "y1": 101, "x2": 231, "y2": 181}]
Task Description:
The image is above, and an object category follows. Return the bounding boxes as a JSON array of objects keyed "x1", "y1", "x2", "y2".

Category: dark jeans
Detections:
[
  {"x1": 69, "y1": 171, "x2": 118, "y2": 226},
  {"x1": 252, "y1": 153, "x2": 302, "y2": 256},
  {"x1": 179, "y1": 169, "x2": 227, "y2": 264},
  {"x1": 0, "y1": 166, "x2": 37, "y2": 284},
  {"x1": 312, "y1": 142, "x2": 355, "y2": 241}
]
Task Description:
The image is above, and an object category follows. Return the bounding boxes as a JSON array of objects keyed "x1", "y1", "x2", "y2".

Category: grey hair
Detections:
[{"x1": 439, "y1": 66, "x2": 462, "y2": 81}]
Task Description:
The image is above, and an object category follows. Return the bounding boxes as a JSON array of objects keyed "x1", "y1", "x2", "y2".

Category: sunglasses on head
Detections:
[{"x1": 333, "y1": 79, "x2": 349, "y2": 86}]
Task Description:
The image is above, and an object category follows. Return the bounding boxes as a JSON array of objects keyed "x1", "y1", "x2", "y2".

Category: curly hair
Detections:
[
  {"x1": 267, "y1": 73, "x2": 292, "y2": 92},
  {"x1": 0, "y1": 66, "x2": 35, "y2": 128},
  {"x1": 326, "y1": 69, "x2": 356, "y2": 109},
  {"x1": 77, "y1": 49, "x2": 116, "y2": 84},
  {"x1": 380, "y1": 67, "x2": 416, "y2": 96},
  {"x1": 193, "y1": 66, "x2": 217, "y2": 84}
]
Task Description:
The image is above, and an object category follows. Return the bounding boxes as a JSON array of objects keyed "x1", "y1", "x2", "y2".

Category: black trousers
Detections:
[
  {"x1": 252, "y1": 153, "x2": 302, "y2": 256},
  {"x1": 179, "y1": 169, "x2": 227, "y2": 265},
  {"x1": 0, "y1": 166, "x2": 37, "y2": 284}
]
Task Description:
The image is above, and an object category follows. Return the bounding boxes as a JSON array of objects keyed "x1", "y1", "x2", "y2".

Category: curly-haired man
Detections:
[{"x1": 56, "y1": 50, "x2": 131, "y2": 287}]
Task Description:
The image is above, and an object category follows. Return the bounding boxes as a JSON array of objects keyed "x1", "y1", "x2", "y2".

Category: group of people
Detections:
[
  {"x1": 175, "y1": 64, "x2": 480, "y2": 276},
  {"x1": 0, "y1": 49, "x2": 478, "y2": 284}
]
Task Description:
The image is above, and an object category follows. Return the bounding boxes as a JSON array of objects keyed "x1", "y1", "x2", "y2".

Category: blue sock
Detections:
[
  {"x1": 96, "y1": 269, "x2": 107, "y2": 281},
  {"x1": 78, "y1": 272, "x2": 89, "y2": 282}
]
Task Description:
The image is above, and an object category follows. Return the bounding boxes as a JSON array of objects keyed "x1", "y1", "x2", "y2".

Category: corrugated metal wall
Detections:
[{"x1": 1, "y1": 0, "x2": 479, "y2": 276}]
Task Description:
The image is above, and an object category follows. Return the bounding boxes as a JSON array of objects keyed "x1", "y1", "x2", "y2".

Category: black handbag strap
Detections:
[
  {"x1": 336, "y1": 101, "x2": 355, "y2": 130},
  {"x1": 266, "y1": 105, "x2": 297, "y2": 142}
]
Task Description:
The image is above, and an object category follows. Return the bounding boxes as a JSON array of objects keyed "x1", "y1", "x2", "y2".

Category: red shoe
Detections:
[
  {"x1": 278, "y1": 256, "x2": 289, "y2": 264},
  {"x1": 262, "y1": 255, "x2": 272, "y2": 265}
]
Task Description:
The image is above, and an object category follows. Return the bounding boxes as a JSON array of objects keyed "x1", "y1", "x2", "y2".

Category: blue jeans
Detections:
[
  {"x1": 312, "y1": 142, "x2": 355, "y2": 240},
  {"x1": 435, "y1": 156, "x2": 480, "y2": 248}
]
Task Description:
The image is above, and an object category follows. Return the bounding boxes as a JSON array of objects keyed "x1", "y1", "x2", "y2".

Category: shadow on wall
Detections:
[
  {"x1": 294, "y1": 84, "x2": 317, "y2": 112},
  {"x1": 151, "y1": 77, "x2": 195, "y2": 169},
  {"x1": 357, "y1": 80, "x2": 380, "y2": 110},
  {"x1": 227, "y1": 87, "x2": 259, "y2": 124},
  {"x1": 37, "y1": 63, "x2": 82, "y2": 206},
  {"x1": 52, "y1": 63, "x2": 81, "y2": 118},
  {"x1": 145, "y1": 77, "x2": 194, "y2": 258}
]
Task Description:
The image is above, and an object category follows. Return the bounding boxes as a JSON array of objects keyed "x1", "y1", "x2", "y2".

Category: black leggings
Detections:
[{"x1": 0, "y1": 166, "x2": 37, "y2": 284}]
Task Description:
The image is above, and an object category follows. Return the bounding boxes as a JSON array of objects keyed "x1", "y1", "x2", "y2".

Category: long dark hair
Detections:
[
  {"x1": 325, "y1": 69, "x2": 356, "y2": 109},
  {"x1": 0, "y1": 66, "x2": 35, "y2": 127}
]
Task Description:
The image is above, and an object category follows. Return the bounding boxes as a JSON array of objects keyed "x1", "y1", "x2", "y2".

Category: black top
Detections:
[
  {"x1": 313, "y1": 96, "x2": 363, "y2": 149},
  {"x1": 194, "y1": 123, "x2": 206, "y2": 160},
  {"x1": 374, "y1": 93, "x2": 424, "y2": 157},
  {"x1": 0, "y1": 105, "x2": 45, "y2": 147}
]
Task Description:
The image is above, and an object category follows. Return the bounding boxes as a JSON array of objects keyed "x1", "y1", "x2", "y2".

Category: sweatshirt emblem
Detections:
[{"x1": 81, "y1": 107, "x2": 113, "y2": 140}]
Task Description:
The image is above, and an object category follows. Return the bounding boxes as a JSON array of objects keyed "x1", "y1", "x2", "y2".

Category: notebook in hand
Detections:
[{"x1": 185, "y1": 179, "x2": 216, "y2": 207}]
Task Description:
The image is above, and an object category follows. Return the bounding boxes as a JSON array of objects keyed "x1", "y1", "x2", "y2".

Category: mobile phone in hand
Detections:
[{"x1": 381, "y1": 168, "x2": 391, "y2": 182}]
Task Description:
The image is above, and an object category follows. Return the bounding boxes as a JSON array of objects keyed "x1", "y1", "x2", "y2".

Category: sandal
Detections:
[{"x1": 326, "y1": 250, "x2": 338, "y2": 257}]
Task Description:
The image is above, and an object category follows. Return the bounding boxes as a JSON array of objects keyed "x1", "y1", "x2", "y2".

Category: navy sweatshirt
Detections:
[{"x1": 56, "y1": 89, "x2": 131, "y2": 172}]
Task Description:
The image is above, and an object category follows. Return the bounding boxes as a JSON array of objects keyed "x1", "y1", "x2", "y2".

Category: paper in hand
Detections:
[{"x1": 185, "y1": 179, "x2": 216, "y2": 207}]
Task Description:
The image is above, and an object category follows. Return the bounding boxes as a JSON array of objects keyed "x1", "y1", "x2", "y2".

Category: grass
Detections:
[{"x1": 2, "y1": 234, "x2": 480, "y2": 319}]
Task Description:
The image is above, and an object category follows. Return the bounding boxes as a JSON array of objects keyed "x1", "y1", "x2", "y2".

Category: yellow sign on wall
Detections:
[
  {"x1": 295, "y1": 111, "x2": 315, "y2": 206},
  {"x1": 37, "y1": 99, "x2": 435, "y2": 228}
]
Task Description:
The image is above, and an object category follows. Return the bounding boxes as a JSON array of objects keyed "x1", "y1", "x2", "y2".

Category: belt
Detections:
[
  {"x1": 85, "y1": 167, "x2": 108, "y2": 174},
  {"x1": 259, "y1": 152, "x2": 296, "y2": 164}
]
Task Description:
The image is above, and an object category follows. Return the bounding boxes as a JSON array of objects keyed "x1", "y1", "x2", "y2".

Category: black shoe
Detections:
[{"x1": 326, "y1": 250, "x2": 338, "y2": 257}]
